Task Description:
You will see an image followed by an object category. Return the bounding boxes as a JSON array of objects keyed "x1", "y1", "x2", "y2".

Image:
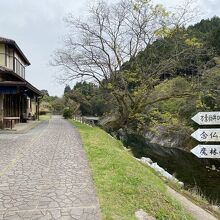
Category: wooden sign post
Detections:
[{"x1": 191, "y1": 112, "x2": 220, "y2": 158}]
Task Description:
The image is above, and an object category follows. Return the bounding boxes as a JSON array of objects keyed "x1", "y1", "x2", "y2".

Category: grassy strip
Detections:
[
  {"x1": 39, "y1": 113, "x2": 52, "y2": 121},
  {"x1": 71, "y1": 120, "x2": 194, "y2": 220}
]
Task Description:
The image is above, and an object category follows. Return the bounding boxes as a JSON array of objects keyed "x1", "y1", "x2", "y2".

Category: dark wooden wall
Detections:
[{"x1": 3, "y1": 95, "x2": 27, "y2": 117}]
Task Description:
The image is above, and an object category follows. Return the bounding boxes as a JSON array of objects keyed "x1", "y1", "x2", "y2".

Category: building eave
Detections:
[
  {"x1": 0, "y1": 37, "x2": 31, "y2": 66},
  {"x1": 0, "y1": 67, "x2": 42, "y2": 96}
]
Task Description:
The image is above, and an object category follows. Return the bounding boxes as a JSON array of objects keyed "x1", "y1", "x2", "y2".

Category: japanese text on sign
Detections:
[
  {"x1": 200, "y1": 147, "x2": 218, "y2": 156},
  {"x1": 191, "y1": 112, "x2": 220, "y2": 125},
  {"x1": 200, "y1": 114, "x2": 220, "y2": 123},
  {"x1": 191, "y1": 129, "x2": 220, "y2": 142},
  {"x1": 191, "y1": 145, "x2": 220, "y2": 158}
]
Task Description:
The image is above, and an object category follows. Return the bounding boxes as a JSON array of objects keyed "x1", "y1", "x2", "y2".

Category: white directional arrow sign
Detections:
[
  {"x1": 191, "y1": 145, "x2": 220, "y2": 158},
  {"x1": 191, "y1": 128, "x2": 220, "y2": 142},
  {"x1": 191, "y1": 112, "x2": 220, "y2": 125}
]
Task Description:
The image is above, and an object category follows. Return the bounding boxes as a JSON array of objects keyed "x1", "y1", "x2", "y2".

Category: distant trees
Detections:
[
  {"x1": 40, "y1": 89, "x2": 49, "y2": 96},
  {"x1": 51, "y1": 97, "x2": 65, "y2": 114},
  {"x1": 64, "y1": 81, "x2": 112, "y2": 116},
  {"x1": 40, "y1": 89, "x2": 51, "y2": 114},
  {"x1": 40, "y1": 89, "x2": 65, "y2": 115},
  {"x1": 40, "y1": 83, "x2": 111, "y2": 117},
  {"x1": 64, "y1": 85, "x2": 71, "y2": 94},
  {"x1": 188, "y1": 16, "x2": 220, "y2": 54}
]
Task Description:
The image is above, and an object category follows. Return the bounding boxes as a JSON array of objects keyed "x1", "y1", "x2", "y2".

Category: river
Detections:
[{"x1": 124, "y1": 133, "x2": 220, "y2": 204}]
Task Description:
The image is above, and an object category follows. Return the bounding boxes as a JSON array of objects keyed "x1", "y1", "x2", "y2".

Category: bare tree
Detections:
[
  {"x1": 52, "y1": 0, "x2": 201, "y2": 128},
  {"x1": 52, "y1": 0, "x2": 182, "y2": 84}
]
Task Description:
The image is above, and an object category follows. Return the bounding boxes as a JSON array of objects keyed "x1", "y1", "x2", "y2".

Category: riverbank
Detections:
[
  {"x1": 71, "y1": 120, "x2": 196, "y2": 219},
  {"x1": 167, "y1": 186, "x2": 217, "y2": 220},
  {"x1": 137, "y1": 156, "x2": 219, "y2": 219},
  {"x1": 123, "y1": 132, "x2": 220, "y2": 205}
]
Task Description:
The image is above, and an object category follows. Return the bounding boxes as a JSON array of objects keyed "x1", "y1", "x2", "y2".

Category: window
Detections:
[{"x1": 14, "y1": 58, "x2": 25, "y2": 78}]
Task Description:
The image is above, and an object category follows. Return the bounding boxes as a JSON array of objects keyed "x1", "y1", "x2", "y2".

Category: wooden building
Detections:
[{"x1": 0, "y1": 37, "x2": 41, "y2": 129}]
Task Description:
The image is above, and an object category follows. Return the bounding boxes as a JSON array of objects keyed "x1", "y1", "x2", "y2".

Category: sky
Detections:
[{"x1": 0, "y1": 0, "x2": 219, "y2": 97}]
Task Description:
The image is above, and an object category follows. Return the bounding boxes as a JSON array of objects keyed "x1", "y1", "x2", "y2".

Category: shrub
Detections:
[{"x1": 63, "y1": 108, "x2": 73, "y2": 119}]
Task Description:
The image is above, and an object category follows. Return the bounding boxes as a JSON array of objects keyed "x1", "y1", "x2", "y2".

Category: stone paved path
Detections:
[{"x1": 0, "y1": 116, "x2": 101, "y2": 220}]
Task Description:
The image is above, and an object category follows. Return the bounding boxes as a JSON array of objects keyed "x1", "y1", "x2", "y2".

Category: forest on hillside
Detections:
[{"x1": 43, "y1": 0, "x2": 220, "y2": 150}]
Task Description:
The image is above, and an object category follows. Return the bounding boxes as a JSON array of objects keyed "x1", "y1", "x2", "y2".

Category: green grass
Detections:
[
  {"x1": 71, "y1": 120, "x2": 194, "y2": 220},
  {"x1": 168, "y1": 182, "x2": 220, "y2": 219},
  {"x1": 39, "y1": 113, "x2": 52, "y2": 121}
]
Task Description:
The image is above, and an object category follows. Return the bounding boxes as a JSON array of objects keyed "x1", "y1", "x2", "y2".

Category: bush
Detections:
[
  {"x1": 39, "y1": 110, "x2": 50, "y2": 115},
  {"x1": 63, "y1": 108, "x2": 73, "y2": 119}
]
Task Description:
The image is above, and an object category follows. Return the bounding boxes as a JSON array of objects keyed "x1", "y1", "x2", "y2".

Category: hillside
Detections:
[{"x1": 58, "y1": 17, "x2": 220, "y2": 152}]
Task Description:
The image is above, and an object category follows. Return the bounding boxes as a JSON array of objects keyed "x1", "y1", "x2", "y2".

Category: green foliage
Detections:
[
  {"x1": 41, "y1": 95, "x2": 57, "y2": 103},
  {"x1": 65, "y1": 16, "x2": 220, "y2": 137},
  {"x1": 122, "y1": 26, "x2": 212, "y2": 79},
  {"x1": 185, "y1": 37, "x2": 203, "y2": 48},
  {"x1": 64, "y1": 85, "x2": 71, "y2": 94},
  {"x1": 189, "y1": 16, "x2": 220, "y2": 54},
  {"x1": 65, "y1": 81, "x2": 113, "y2": 116},
  {"x1": 178, "y1": 97, "x2": 197, "y2": 123},
  {"x1": 39, "y1": 113, "x2": 51, "y2": 121},
  {"x1": 199, "y1": 63, "x2": 220, "y2": 110},
  {"x1": 201, "y1": 94, "x2": 216, "y2": 110},
  {"x1": 63, "y1": 108, "x2": 73, "y2": 119},
  {"x1": 63, "y1": 17, "x2": 220, "y2": 141},
  {"x1": 149, "y1": 108, "x2": 173, "y2": 123},
  {"x1": 153, "y1": 77, "x2": 190, "y2": 98},
  {"x1": 148, "y1": 77, "x2": 191, "y2": 117},
  {"x1": 39, "y1": 101, "x2": 52, "y2": 115},
  {"x1": 51, "y1": 97, "x2": 65, "y2": 114},
  {"x1": 40, "y1": 93, "x2": 65, "y2": 115},
  {"x1": 40, "y1": 89, "x2": 49, "y2": 96}
]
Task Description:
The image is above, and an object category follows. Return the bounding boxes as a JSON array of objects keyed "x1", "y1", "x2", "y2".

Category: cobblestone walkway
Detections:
[{"x1": 0, "y1": 116, "x2": 101, "y2": 220}]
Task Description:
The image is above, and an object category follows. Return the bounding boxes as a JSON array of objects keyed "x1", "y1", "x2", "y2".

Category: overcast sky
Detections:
[{"x1": 0, "y1": 0, "x2": 219, "y2": 97}]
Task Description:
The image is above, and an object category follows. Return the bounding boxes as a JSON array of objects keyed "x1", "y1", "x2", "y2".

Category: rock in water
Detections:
[
  {"x1": 135, "y1": 209, "x2": 156, "y2": 220},
  {"x1": 211, "y1": 165, "x2": 216, "y2": 171},
  {"x1": 140, "y1": 157, "x2": 153, "y2": 165},
  {"x1": 178, "y1": 181, "x2": 184, "y2": 187}
]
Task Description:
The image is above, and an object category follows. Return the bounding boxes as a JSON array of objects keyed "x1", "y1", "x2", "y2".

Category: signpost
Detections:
[
  {"x1": 191, "y1": 112, "x2": 220, "y2": 125},
  {"x1": 191, "y1": 128, "x2": 220, "y2": 142},
  {"x1": 191, "y1": 145, "x2": 220, "y2": 158},
  {"x1": 191, "y1": 112, "x2": 220, "y2": 158}
]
